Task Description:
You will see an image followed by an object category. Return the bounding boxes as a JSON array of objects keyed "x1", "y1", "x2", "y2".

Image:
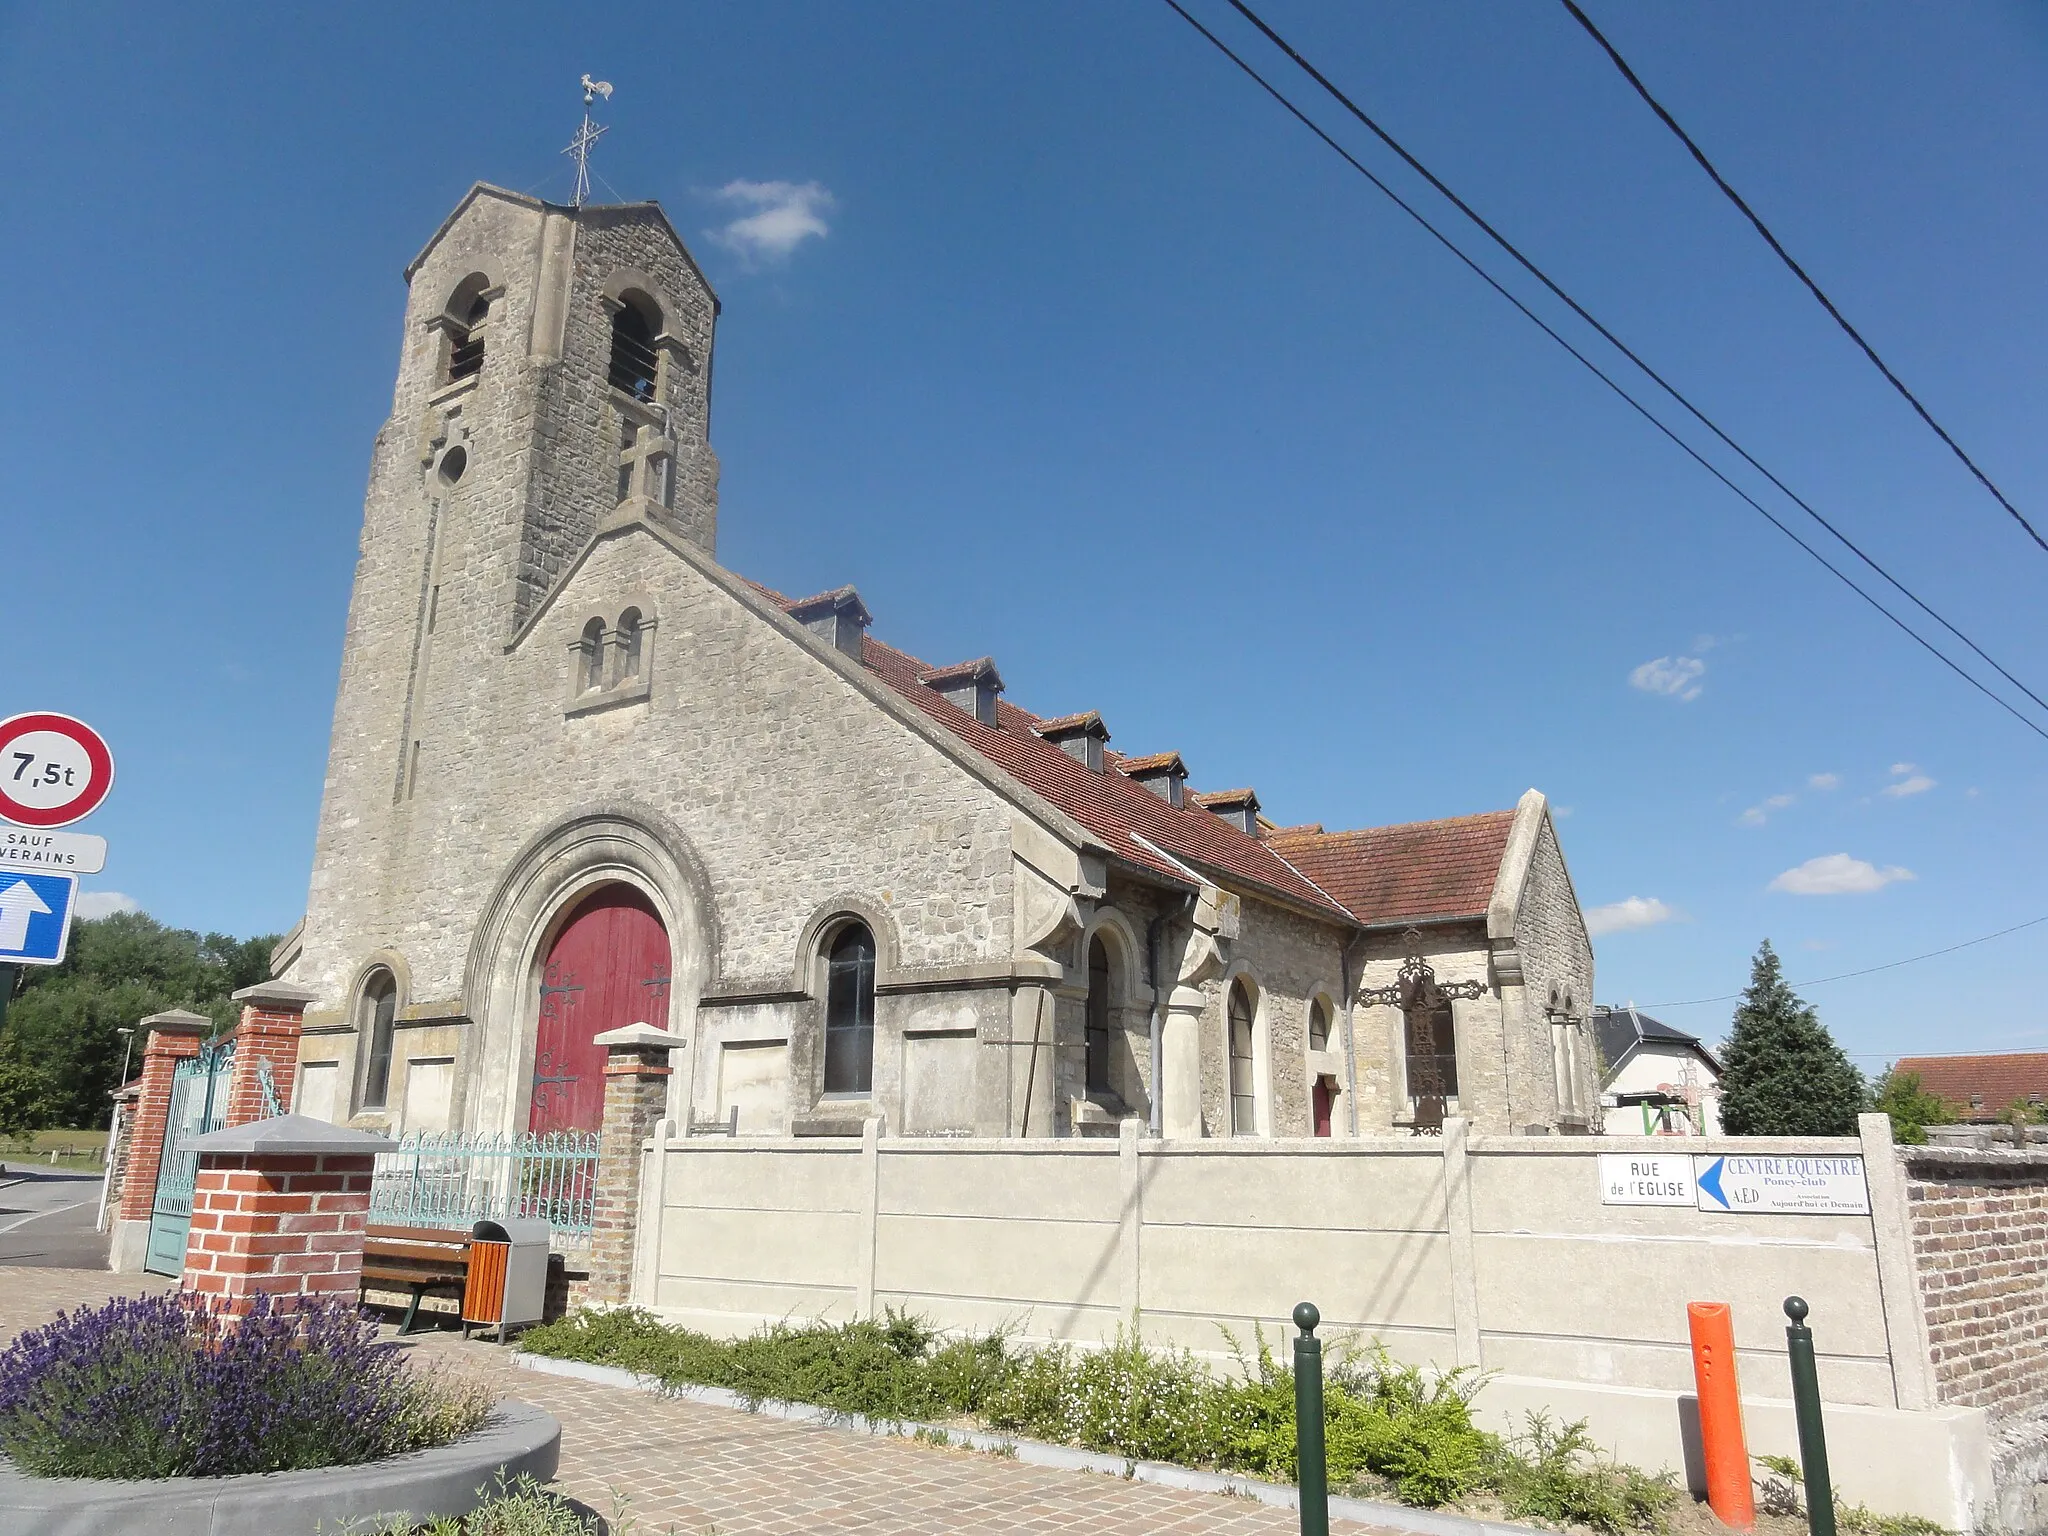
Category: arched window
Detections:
[
  {"x1": 447, "y1": 290, "x2": 489, "y2": 382},
  {"x1": 823, "y1": 923, "x2": 876, "y2": 1095},
  {"x1": 608, "y1": 294, "x2": 661, "y2": 400},
  {"x1": 1228, "y1": 980, "x2": 1257, "y2": 1136},
  {"x1": 1084, "y1": 934, "x2": 1112, "y2": 1097},
  {"x1": 358, "y1": 969, "x2": 398, "y2": 1110},
  {"x1": 1308, "y1": 996, "x2": 1331, "y2": 1052},
  {"x1": 1406, "y1": 998, "x2": 1458, "y2": 1109},
  {"x1": 578, "y1": 617, "x2": 606, "y2": 692},
  {"x1": 616, "y1": 608, "x2": 643, "y2": 684}
]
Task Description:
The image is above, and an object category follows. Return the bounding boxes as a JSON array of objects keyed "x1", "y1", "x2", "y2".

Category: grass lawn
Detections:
[{"x1": 0, "y1": 1128, "x2": 110, "y2": 1172}]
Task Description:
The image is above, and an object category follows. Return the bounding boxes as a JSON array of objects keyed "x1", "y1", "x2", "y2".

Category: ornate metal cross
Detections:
[{"x1": 1357, "y1": 928, "x2": 1489, "y2": 1135}]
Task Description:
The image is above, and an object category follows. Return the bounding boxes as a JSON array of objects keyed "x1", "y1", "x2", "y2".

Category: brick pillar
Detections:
[
  {"x1": 221, "y1": 981, "x2": 317, "y2": 1126},
  {"x1": 586, "y1": 1024, "x2": 681, "y2": 1306},
  {"x1": 180, "y1": 1116, "x2": 395, "y2": 1312},
  {"x1": 108, "y1": 1007, "x2": 213, "y2": 1273}
]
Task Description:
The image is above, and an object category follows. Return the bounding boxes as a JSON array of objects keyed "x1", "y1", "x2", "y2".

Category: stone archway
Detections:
[{"x1": 528, "y1": 884, "x2": 671, "y2": 1135}]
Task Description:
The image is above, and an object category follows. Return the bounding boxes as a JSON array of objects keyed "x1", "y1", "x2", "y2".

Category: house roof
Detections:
[
  {"x1": 1266, "y1": 812, "x2": 1517, "y2": 927},
  {"x1": 1890, "y1": 1053, "x2": 2048, "y2": 1122},
  {"x1": 1593, "y1": 1006, "x2": 1720, "y2": 1077}
]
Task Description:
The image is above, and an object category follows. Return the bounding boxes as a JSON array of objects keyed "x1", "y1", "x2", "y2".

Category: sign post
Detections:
[{"x1": 0, "y1": 714, "x2": 115, "y2": 1021}]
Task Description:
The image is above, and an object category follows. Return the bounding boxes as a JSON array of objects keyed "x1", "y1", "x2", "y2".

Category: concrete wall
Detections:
[{"x1": 635, "y1": 1117, "x2": 1991, "y2": 1526}]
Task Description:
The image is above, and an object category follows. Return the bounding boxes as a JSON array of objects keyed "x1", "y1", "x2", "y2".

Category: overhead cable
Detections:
[
  {"x1": 1558, "y1": 0, "x2": 2048, "y2": 559},
  {"x1": 1156, "y1": 0, "x2": 2048, "y2": 743},
  {"x1": 1638, "y1": 914, "x2": 2048, "y2": 1009},
  {"x1": 1210, "y1": 0, "x2": 2048, "y2": 722}
]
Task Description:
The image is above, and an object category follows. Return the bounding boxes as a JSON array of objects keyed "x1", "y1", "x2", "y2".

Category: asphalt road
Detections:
[{"x1": 0, "y1": 1164, "x2": 111, "y2": 1269}]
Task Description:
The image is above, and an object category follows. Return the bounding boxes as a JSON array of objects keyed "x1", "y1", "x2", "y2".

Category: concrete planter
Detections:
[{"x1": 0, "y1": 1399, "x2": 560, "y2": 1536}]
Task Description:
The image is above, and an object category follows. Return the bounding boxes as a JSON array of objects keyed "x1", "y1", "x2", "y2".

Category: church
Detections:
[{"x1": 279, "y1": 183, "x2": 1599, "y2": 1147}]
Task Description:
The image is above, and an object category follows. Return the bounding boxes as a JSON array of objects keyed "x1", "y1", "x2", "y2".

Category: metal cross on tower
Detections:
[
  {"x1": 1357, "y1": 927, "x2": 1489, "y2": 1135},
  {"x1": 564, "y1": 74, "x2": 614, "y2": 208}
]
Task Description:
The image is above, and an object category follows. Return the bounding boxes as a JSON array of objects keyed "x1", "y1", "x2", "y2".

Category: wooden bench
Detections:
[{"x1": 360, "y1": 1223, "x2": 472, "y2": 1336}]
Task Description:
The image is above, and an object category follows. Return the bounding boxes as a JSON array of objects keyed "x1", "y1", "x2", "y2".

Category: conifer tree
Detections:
[{"x1": 1718, "y1": 940, "x2": 1866, "y2": 1136}]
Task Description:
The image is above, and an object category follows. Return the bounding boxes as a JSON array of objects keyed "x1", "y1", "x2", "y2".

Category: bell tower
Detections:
[{"x1": 294, "y1": 183, "x2": 723, "y2": 1042}]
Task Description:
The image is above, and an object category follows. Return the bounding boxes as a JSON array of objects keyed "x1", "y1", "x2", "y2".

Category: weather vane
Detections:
[{"x1": 564, "y1": 74, "x2": 614, "y2": 208}]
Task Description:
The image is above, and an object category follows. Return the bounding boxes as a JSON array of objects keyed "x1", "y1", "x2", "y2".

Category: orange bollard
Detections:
[{"x1": 1688, "y1": 1301, "x2": 1755, "y2": 1531}]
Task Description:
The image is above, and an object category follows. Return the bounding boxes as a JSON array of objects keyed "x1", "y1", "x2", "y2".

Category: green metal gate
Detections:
[{"x1": 145, "y1": 1037, "x2": 235, "y2": 1277}]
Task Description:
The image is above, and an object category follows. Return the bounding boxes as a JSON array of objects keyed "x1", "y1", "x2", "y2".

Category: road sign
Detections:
[
  {"x1": 1598, "y1": 1152, "x2": 1696, "y2": 1206},
  {"x1": 0, "y1": 713, "x2": 115, "y2": 829},
  {"x1": 0, "y1": 828, "x2": 106, "y2": 875},
  {"x1": 0, "y1": 872, "x2": 79, "y2": 966},
  {"x1": 1694, "y1": 1153, "x2": 1869, "y2": 1216}
]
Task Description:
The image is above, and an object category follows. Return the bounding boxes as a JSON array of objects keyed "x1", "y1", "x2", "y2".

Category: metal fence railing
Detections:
[{"x1": 369, "y1": 1130, "x2": 600, "y2": 1247}]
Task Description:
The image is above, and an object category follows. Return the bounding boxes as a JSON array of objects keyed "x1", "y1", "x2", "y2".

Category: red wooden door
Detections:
[
  {"x1": 529, "y1": 885, "x2": 670, "y2": 1135},
  {"x1": 1312, "y1": 1076, "x2": 1334, "y2": 1138}
]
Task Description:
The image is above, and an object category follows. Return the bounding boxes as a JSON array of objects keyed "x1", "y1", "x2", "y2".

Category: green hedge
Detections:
[{"x1": 520, "y1": 1309, "x2": 1676, "y2": 1531}]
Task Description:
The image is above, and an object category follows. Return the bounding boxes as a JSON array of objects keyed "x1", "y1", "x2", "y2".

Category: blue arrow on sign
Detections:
[
  {"x1": 0, "y1": 871, "x2": 78, "y2": 966},
  {"x1": 1696, "y1": 1155, "x2": 1730, "y2": 1210}
]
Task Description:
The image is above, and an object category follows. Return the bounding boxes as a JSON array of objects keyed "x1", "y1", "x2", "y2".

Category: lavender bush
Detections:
[{"x1": 0, "y1": 1290, "x2": 494, "y2": 1480}]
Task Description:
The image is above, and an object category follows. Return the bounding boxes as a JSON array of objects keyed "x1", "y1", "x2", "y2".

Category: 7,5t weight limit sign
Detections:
[{"x1": 0, "y1": 713, "x2": 116, "y2": 829}]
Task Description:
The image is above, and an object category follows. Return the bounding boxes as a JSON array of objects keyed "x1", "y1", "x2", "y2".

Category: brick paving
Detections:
[{"x1": 0, "y1": 1266, "x2": 1391, "y2": 1535}]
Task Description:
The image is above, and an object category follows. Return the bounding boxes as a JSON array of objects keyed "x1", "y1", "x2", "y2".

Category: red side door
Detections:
[
  {"x1": 1312, "y1": 1076, "x2": 1334, "y2": 1138},
  {"x1": 528, "y1": 885, "x2": 670, "y2": 1135}
]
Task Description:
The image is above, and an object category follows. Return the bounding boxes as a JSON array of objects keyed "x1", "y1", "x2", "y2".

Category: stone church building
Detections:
[{"x1": 280, "y1": 183, "x2": 1598, "y2": 1147}]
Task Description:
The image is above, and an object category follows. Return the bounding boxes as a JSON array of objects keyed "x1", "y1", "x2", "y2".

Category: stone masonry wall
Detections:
[
  {"x1": 1510, "y1": 813, "x2": 1598, "y2": 1128},
  {"x1": 1903, "y1": 1147, "x2": 2048, "y2": 1414},
  {"x1": 1194, "y1": 895, "x2": 1350, "y2": 1138}
]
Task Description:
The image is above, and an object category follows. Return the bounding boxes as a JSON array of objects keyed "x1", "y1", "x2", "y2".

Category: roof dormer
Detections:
[
  {"x1": 788, "y1": 585, "x2": 871, "y2": 662},
  {"x1": 1121, "y1": 751, "x2": 1187, "y2": 809},
  {"x1": 1195, "y1": 788, "x2": 1262, "y2": 837},
  {"x1": 1037, "y1": 712, "x2": 1110, "y2": 772},
  {"x1": 920, "y1": 657, "x2": 1004, "y2": 726}
]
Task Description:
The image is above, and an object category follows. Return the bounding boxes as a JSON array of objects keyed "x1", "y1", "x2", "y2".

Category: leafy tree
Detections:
[
  {"x1": 1718, "y1": 940, "x2": 1866, "y2": 1137},
  {"x1": 1870, "y1": 1068, "x2": 1953, "y2": 1145},
  {"x1": 0, "y1": 911, "x2": 280, "y2": 1130},
  {"x1": 0, "y1": 1055, "x2": 55, "y2": 1140}
]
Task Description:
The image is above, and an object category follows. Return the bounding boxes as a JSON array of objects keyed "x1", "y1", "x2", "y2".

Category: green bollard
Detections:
[
  {"x1": 1784, "y1": 1296, "x2": 1836, "y2": 1536},
  {"x1": 1294, "y1": 1301, "x2": 1329, "y2": 1536}
]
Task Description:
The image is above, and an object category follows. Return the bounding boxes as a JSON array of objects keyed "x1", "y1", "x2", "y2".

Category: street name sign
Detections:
[
  {"x1": 1598, "y1": 1152, "x2": 1696, "y2": 1206},
  {"x1": 0, "y1": 871, "x2": 79, "y2": 966},
  {"x1": 1694, "y1": 1153, "x2": 1869, "y2": 1216},
  {"x1": 0, "y1": 712, "x2": 116, "y2": 828},
  {"x1": 0, "y1": 828, "x2": 106, "y2": 874}
]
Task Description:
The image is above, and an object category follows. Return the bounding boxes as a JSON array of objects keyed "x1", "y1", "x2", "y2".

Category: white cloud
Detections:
[
  {"x1": 1890, "y1": 762, "x2": 1916, "y2": 776},
  {"x1": 1629, "y1": 655, "x2": 1706, "y2": 702},
  {"x1": 76, "y1": 890, "x2": 140, "y2": 920},
  {"x1": 1883, "y1": 771, "x2": 1936, "y2": 799},
  {"x1": 706, "y1": 179, "x2": 833, "y2": 264},
  {"x1": 1768, "y1": 854, "x2": 1915, "y2": 896},
  {"x1": 1584, "y1": 896, "x2": 1681, "y2": 936},
  {"x1": 1808, "y1": 773, "x2": 1840, "y2": 792},
  {"x1": 1736, "y1": 792, "x2": 1796, "y2": 828}
]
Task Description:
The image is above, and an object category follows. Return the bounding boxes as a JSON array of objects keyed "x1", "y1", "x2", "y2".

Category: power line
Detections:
[
  {"x1": 1156, "y1": 1, "x2": 2048, "y2": 743},
  {"x1": 1638, "y1": 914, "x2": 2048, "y2": 1010},
  {"x1": 1558, "y1": 0, "x2": 2048, "y2": 561},
  {"x1": 1211, "y1": 0, "x2": 2048, "y2": 724}
]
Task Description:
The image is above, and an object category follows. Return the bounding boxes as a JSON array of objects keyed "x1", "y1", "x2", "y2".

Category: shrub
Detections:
[
  {"x1": 521, "y1": 1307, "x2": 1674, "y2": 1521},
  {"x1": 1487, "y1": 1413, "x2": 1676, "y2": 1534},
  {"x1": 0, "y1": 1290, "x2": 494, "y2": 1479}
]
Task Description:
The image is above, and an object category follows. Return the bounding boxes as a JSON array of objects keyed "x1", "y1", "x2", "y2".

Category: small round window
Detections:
[{"x1": 438, "y1": 445, "x2": 468, "y2": 485}]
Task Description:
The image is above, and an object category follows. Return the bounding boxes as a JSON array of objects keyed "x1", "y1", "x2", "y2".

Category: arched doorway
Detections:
[{"x1": 529, "y1": 884, "x2": 670, "y2": 1135}]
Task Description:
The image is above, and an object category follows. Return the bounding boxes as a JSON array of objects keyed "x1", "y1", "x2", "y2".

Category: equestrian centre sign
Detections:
[{"x1": 1600, "y1": 1151, "x2": 1869, "y2": 1215}]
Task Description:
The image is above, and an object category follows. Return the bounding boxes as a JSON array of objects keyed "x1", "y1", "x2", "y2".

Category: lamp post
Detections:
[{"x1": 115, "y1": 1026, "x2": 136, "y2": 1090}]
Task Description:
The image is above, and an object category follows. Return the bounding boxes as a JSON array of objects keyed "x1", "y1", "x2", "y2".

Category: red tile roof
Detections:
[
  {"x1": 1890, "y1": 1054, "x2": 2048, "y2": 1122},
  {"x1": 1267, "y1": 811, "x2": 1517, "y2": 927},
  {"x1": 746, "y1": 579, "x2": 1517, "y2": 928}
]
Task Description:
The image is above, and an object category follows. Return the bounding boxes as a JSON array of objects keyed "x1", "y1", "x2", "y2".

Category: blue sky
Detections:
[{"x1": 2, "y1": 1, "x2": 2043, "y2": 1065}]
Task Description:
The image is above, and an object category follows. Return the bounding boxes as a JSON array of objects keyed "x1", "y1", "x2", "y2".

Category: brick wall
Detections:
[
  {"x1": 1904, "y1": 1146, "x2": 2048, "y2": 1413},
  {"x1": 181, "y1": 1152, "x2": 378, "y2": 1307}
]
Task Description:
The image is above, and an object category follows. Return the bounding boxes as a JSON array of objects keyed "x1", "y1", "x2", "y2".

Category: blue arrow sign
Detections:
[
  {"x1": 0, "y1": 871, "x2": 77, "y2": 966},
  {"x1": 1696, "y1": 1156, "x2": 1730, "y2": 1211}
]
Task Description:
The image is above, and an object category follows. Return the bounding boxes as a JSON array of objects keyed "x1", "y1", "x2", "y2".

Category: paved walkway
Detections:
[{"x1": 1, "y1": 1267, "x2": 1390, "y2": 1536}]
